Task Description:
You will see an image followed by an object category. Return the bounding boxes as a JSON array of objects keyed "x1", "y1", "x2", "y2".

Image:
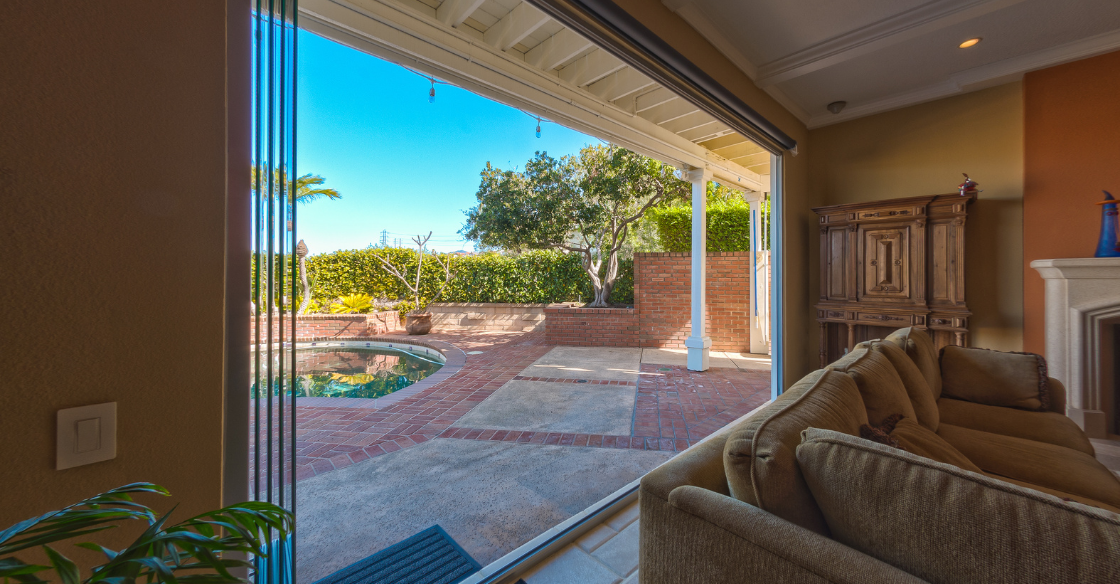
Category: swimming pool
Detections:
[{"x1": 252, "y1": 342, "x2": 444, "y2": 400}]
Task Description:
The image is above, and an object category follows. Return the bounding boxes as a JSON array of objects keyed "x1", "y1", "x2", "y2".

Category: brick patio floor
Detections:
[{"x1": 257, "y1": 330, "x2": 771, "y2": 482}]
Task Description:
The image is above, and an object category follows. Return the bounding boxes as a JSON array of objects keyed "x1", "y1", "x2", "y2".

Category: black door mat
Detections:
[{"x1": 312, "y1": 525, "x2": 481, "y2": 584}]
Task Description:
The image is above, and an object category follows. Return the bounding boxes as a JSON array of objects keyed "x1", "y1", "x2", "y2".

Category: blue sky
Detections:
[{"x1": 295, "y1": 29, "x2": 597, "y2": 254}]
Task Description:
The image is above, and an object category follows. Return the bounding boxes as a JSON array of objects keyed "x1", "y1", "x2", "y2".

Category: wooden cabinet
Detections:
[{"x1": 814, "y1": 193, "x2": 974, "y2": 366}]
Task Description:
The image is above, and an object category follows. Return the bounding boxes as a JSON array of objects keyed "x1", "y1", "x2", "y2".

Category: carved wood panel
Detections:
[{"x1": 860, "y1": 227, "x2": 909, "y2": 300}]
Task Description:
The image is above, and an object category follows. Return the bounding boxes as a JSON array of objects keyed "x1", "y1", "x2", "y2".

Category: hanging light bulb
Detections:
[
  {"x1": 535, "y1": 118, "x2": 542, "y2": 138},
  {"x1": 428, "y1": 79, "x2": 436, "y2": 104}
]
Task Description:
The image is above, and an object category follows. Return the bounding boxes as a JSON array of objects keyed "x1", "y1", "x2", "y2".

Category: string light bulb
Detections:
[
  {"x1": 428, "y1": 79, "x2": 436, "y2": 104},
  {"x1": 535, "y1": 118, "x2": 542, "y2": 138}
]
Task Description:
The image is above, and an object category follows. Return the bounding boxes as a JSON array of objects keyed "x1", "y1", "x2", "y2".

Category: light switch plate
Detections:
[{"x1": 57, "y1": 402, "x2": 116, "y2": 470}]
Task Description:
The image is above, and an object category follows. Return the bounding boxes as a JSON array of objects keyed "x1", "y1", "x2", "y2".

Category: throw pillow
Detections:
[{"x1": 941, "y1": 345, "x2": 1050, "y2": 411}]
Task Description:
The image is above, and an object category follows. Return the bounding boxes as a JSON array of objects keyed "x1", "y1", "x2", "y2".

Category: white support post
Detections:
[
  {"x1": 685, "y1": 167, "x2": 712, "y2": 371},
  {"x1": 747, "y1": 194, "x2": 768, "y2": 355}
]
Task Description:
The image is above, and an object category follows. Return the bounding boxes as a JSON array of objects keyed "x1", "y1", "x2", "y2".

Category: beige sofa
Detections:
[{"x1": 640, "y1": 327, "x2": 1120, "y2": 583}]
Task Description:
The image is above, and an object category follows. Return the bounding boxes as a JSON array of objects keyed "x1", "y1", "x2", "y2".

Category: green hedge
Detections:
[
  {"x1": 302, "y1": 248, "x2": 634, "y2": 308},
  {"x1": 647, "y1": 201, "x2": 754, "y2": 252}
]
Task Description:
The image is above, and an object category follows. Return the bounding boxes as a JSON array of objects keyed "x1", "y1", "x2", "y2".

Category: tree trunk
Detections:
[{"x1": 297, "y1": 255, "x2": 311, "y2": 314}]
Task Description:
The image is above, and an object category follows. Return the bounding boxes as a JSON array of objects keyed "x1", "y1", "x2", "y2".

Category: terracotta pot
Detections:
[{"x1": 405, "y1": 313, "x2": 433, "y2": 335}]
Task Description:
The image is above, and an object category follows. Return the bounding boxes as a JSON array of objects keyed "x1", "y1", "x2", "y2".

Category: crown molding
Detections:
[
  {"x1": 756, "y1": 0, "x2": 1027, "y2": 86},
  {"x1": 807, "y1": 27, "x2": 1120, "y2": 128},
  {"x1": 663, "y1": 1, "x2": 809, "y2": 124}
]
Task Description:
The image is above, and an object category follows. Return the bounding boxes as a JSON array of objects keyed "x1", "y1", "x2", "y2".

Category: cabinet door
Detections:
[
  {"x1": 823, "y1": 226, "x2": 850, "y2": 300},
  {"x1": 861, "y1": 227, "x2": 909, "y2": 300}
]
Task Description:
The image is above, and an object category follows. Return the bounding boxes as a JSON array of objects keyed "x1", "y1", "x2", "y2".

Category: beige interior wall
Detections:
[
  {"x1": 808, "y1": 82, "x2": 1025, "y2": 351},
  {"x1": 613, "y1": 0, "x2": 821, "y2": 384},
  {"x1": 0, "y1": 0, "x2": 237, "y2": 563}
]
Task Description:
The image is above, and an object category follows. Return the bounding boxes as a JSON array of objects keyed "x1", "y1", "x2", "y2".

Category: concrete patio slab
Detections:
[
  {"x1": 524, "y1": 346, "x2": 642, "y2": 381},
  {"x1": 640, "y1": 348, "x2": 738, "y2": 369},
  {"x1": 456, "y1": 380, "x2": 636, "y2": 435},
  {"x1": 723, "y1": 352, "x2": 772, "y2": 371},
  {"x1": 295, "y1": 438, "x2": 671, "y2": 583},
  {"x1": 639, "y1": 348, "x2": 771, "y2": 371}
]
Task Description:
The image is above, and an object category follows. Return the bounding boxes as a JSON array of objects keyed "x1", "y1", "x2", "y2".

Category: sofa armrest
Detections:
[
  {"x1": 640, "y1": 424, "x2": 734, "y2": 500},
  {"x1": 1047, "y1": 377, "x2": 1067, "y2": 414},
  {"x1": 640, "y1": 484, "x2": 928, "y2": 584}
]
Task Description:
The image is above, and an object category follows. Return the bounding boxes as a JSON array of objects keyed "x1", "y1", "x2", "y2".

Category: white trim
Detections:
[
  {"x1": 755, "y1": 0, "x2": 1027, "y2": 86},
  {"x1": 807, "y1": 27, "x2": 1120, "y2": 128},
  {"x1": 300, "y1": 0, "x2": 766, "y2": 190}
]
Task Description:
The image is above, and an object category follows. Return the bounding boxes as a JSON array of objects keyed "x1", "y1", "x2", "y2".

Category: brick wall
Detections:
[
  {"x1": 636, "y1": 252, "x2": 751, "y2": 352},
  {"x1": 544, "y1": 307, "x2": 639, "y2": 347},
  {"x1": 544, "y1": 252, "x2": 751, "y2": 350},
  {"x1": 250, "y1": 311, "x2": 400, "y2": 341}
]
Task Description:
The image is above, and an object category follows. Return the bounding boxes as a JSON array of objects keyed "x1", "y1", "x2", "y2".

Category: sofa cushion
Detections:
[
  {"x1": 827, "y1": 343, "x2": 916, "y2": 427},
  {"x1": 940, "y1": 345, "x2": 1050, "y2": 411},
  {"x1": 889, "y1": 417, "x2": 981, "y2": 472},
  {"x1": 937, "y1": 423, "x2": 1120, "y2": 508},
  {"x1": 723, "y1": 369, "x2": 867, "y2": 536},
  {"x1": 938, "y1": 397, "x2": 1094, "y2": 455},
  {"x1": 883, "y1": 327, "x2": 941, "y2": 399},
  {"x1": 994, "y1": 475, "x2": 1120, "y2": 514},
  {"x1": 872, "y1": 341, "x2": 939, "y2": 430},
  {"x1": 796, "y1": 428, "x2": 1120, "y2": 584}
]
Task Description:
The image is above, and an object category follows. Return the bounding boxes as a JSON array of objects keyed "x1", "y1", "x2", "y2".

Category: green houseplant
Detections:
[{"x1": 0, "y1": 483, "x2": 292, "y2": 584}]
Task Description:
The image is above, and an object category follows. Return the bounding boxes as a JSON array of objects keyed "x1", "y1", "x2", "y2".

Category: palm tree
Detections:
[
  {"x1": 251, "y1": 165, "x2": 340, "y2": 314},
  {"x1": 251, "y1": 164, "x2": 342, "y2": 204}
]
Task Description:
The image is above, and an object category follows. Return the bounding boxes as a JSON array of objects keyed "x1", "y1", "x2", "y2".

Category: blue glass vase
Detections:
[{"x1": 1095, "y1": 190, "x2": 1120, "y2": 258}]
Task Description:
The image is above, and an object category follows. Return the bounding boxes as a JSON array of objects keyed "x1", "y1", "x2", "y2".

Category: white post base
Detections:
[{"x1": 685, "y1": 336, "x2": 711, "y2": 371}]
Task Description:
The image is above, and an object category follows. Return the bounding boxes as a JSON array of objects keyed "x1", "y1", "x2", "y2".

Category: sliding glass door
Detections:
[{"x1": 251, "y1": 2, "x2": 298, "y2": 582}]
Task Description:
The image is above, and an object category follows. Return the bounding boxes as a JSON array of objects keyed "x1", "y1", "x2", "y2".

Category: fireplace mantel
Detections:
[{"x1": 1031, "y1": 257, "x2": 1120, "y2": 438}]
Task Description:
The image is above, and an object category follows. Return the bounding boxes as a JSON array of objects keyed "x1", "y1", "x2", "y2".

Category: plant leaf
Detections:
[{"x1": 41, "y1": 545, "x2": 79, "y2": 584}]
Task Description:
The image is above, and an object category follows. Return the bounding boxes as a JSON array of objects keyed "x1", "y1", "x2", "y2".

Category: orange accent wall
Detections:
[{"x1": 1023, "y1": 50, "x2": 1120, "y2": 354}]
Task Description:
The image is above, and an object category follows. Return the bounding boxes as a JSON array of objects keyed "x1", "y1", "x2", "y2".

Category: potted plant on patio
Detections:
[
  {"x1": 376, "y1": 232, "x2": 455, "y2": 335},
  {"x1": 0, "y1": 482, "x2": 292, "y2": 584}
]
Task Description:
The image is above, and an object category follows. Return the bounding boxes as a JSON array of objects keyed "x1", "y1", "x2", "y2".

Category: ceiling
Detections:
[
  {"x1": 304, "y1": 0, "x2": 773, "y2": 181},
  {"x1": 664, "y1": 0, "x2": 1120, "y2": 127}
]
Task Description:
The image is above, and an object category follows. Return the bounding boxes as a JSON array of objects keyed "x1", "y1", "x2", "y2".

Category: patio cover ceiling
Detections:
[{"x1": 300, "y1": 0, "x2": 771, "y2": 194}]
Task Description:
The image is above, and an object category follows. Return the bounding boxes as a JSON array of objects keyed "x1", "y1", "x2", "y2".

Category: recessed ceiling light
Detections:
[{"x1": 959, "y1": 38, "x2": 982, "y2": 49}]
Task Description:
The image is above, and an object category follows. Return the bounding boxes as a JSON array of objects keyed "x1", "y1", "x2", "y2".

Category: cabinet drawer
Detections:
[{"x1": 856, "y1": 312, "x2": 912, "y2": 325}]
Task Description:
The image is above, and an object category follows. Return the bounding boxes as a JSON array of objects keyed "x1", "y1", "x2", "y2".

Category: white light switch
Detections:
[{"x1": 57, "y1": 403, "x2": 116, "y2": 470}]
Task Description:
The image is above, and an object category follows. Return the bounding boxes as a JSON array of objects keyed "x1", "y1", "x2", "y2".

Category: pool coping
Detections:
[{"x1": 287, "y1": 336, "x2": 467, "y2": 410}]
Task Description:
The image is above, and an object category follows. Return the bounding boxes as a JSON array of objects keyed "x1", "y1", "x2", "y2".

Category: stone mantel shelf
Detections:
[
  {"x1": 1031, "y1": 257, "x2": 1120, "y2": 438},
  {"x1": 1031, "y1": 257, "x2": 1120, "y2": 279}
]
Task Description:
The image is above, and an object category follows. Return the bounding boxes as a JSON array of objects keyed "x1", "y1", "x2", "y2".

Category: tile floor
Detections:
[{"x1": 520, "y1": 501, "x2": 642, "y2": 584}]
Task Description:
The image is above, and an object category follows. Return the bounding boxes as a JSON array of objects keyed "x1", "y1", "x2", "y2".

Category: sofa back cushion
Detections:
[
  {"x1": 889, "y1": 417, "x2": 979, "y2": 472},
  {"x1": 796, "y1": 428, "x2": 1120, "y2": 584},
  {"x1": 884, "y1": 327, "x2": 941, "y2": 399},
  {"x1": 940, "y1": 345, "x2": 1050, "y2": 411},
  {"x1": 723, "y1": 370, "x2": 867, "y2": 536},
  {"x1": 872, "y1": 341, "x2": 939, "y2": 431},
  {"x1": 827, "y1": 343, "x2": 916, "y2": 427}
]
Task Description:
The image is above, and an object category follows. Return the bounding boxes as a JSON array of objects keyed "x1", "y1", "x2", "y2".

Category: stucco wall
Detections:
[
  {"x1": 0, "y1": 0, "x2": 243, "y2": 566},
  {"x1": 808, "y1": 83, "x2": 1026, "y2": 351},
  {"x1": 1023, "y1": 50, "x2": 1120, "y2": 354}
]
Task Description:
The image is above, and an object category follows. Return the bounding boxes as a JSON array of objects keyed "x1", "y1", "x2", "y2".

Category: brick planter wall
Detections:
[
  {"x1": 250, "y1": 311, "x2": 400, "y2": 341},
  {"x1": 544, "y1": 252, "x2": 751, "y2": 350},
  {"x1": 544, "y1": 306, "x2": 639, "y2": 347}
]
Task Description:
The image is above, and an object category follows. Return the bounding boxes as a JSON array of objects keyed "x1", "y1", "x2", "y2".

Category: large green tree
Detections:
[{"x1": 461, "y1": 145, "x2": 687, "y2": 307}]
